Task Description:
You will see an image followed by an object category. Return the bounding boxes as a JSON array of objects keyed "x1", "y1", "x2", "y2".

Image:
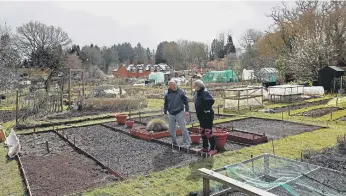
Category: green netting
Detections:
[
  {"x1": 202, "y1": 70, "x2": 239, "y2": 83},
  {"x1": 216, "y1": 154, "x2": 345, "y2": 196}
]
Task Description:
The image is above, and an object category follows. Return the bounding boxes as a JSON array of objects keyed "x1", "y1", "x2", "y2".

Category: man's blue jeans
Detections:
[{"x1": 168, "y1": 111, "x2": 190, "y2": 146}]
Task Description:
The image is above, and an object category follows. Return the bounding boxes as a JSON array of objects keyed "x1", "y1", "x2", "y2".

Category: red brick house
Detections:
[
  {"x1": 112, "y1": 64, "x2": 150, "y2": 78},
  {"x1": 113, "y1": 63, "x2": 171, "y2": 78}
]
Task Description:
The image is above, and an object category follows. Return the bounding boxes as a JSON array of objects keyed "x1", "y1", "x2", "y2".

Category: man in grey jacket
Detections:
[{"x1": 164, "y1": 79, "x2": 191, "y2": 147}]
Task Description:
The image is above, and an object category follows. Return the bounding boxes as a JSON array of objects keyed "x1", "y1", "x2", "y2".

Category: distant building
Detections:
[{"x1": 112, "y1": 63, "x2": 171, "y2": 78}]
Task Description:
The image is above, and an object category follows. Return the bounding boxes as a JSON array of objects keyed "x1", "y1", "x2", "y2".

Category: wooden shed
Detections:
[{"x1": 318, "y1": 66, "x2": 345, "y2": 93}]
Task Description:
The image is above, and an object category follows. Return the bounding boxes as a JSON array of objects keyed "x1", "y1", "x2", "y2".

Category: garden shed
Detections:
[
  {"x1": 318, "y1": 66, "x2": 345, "y2": 93},
  {"x1": 256, "y1": 68, "x2": 278, "y2": 83},
  {"x1": 202, "y1": 70, "x2": 238, "y2": 83}
]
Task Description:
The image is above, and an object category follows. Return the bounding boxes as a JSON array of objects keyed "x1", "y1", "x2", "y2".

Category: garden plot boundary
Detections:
[
  {"x1": 15, "y1": 110, "x2": 162, "y2": 130},
  {"x1": 101, "y1": 123, "x2": 214, "y2": 158},
  {"x1": 17, "y1": 130, "x2": 124, "y2": 191},
  {"x1": 214, "y1": 116, "x2": 327, "y2": 129}
]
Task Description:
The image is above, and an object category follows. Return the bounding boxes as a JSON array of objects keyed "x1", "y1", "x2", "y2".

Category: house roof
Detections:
[
  {"x1": 258, "y1": 68, "x2": 278, "y2": 74},
  {"x1": 328, "y1": 66, "x2": 345, "y2": 72}
]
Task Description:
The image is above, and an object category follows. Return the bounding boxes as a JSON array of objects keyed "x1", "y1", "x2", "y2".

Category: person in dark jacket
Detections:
[
  {"x1": 193, "y1": 79, "x2": 217, "y2": 155},
  {"x1": 164, "y1": 79, "x2": 191, "y2": 147}
]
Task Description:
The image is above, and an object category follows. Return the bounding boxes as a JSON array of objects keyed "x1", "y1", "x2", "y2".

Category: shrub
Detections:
[
  {"x1": 84, "y1": 98, "x2": 147, "y2": 111},
  {"x1": 146, "y1": 118, "x2": 168, "y2": 132}
]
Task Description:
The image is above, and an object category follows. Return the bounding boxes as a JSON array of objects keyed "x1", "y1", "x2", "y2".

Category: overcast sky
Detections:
[{"x1": 0, "y1": 1, "x2": 287, "y2": 50}]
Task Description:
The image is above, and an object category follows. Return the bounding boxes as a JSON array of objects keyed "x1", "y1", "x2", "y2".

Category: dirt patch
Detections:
[
  {"x1": 304, "y1": 147, "x2": 346, "y2": 173},
  {"x1": 214, "y1": 118, "x2": 321, "y2": 139},
  {"x1": 295, "y1": 107, "x2": 341, "y2": 118},
  {"x1": 338, "y1": 116, "x2": 346, "y2": 121},
  {"x1": 271, "y1": 99, "x2": 331, "y2": 113},
  {"x1": 0, "y1": 110, "x2": 16, "y2": 123},
  {"x1": 18, "y1": 132, "x2": 117, "y2": 196},
  {"x1": 46, "y1": 108, "x2": 160, "y2": 120},
  {"x1": 63, "y1": 125, "x2": 199, "y2": 177},
  {"x1": 130, "y1": 113, "x2": 231, "y2": 126}
]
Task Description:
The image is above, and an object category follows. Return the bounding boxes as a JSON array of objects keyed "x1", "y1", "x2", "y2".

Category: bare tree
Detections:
[
  {"x1": 0, "y1": 24, "x2": 20, "y2": 92},
  {"x1": 16, "y1": 21, "x2": 72, "y2": 92},
  {"x1": 16, "y1": 21, "x2": 71, "y2": 57}
]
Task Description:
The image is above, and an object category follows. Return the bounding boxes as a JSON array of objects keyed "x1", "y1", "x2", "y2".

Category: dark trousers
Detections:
[{"x1": 198, "y1": 112, "x2": 216, "y2": 150}]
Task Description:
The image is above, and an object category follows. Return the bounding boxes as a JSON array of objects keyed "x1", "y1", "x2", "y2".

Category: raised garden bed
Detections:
[
  {"x1": 294, "y1": 107, "x2": 341, "y2": 118},
  {"x1": 61, "y1": 125, "x2": 199, "y2": 177},
  {"x1": 130, "y1": 112, "x2": 232, "y2": 126},
  {"x1": 270, "y1": 99, "x2": 331, "y2": 113},
  {"x1": 156, "y1": 135, "x2": 247, "y2": 152},
  {"x1": 130, "y1": 128, "x2": 182, "y2": 140},
  {"x1": 0, "y1": 110, "x2": 16, "y2": 123},
  {"x1": 214, "y1": 117, "x2": 322, "y2": 139},
  {"x1": 17, "y1": 132, "x2": 118, "y2": 196},
  {"x1": 227, "y1": 130, "x2": 268, "y2": 145}
]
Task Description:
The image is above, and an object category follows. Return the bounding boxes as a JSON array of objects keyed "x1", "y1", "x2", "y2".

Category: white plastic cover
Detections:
[
  {"x1": 4, "y1": 129, "x2": 21, "y2": 158},
  {"x1": 268, "y1": 85, "x2": 324, "y2": 96}
]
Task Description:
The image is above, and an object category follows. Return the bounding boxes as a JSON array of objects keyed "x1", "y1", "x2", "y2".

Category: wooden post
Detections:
[
  {"x1": 217, "y1": 105, "x2": 220, "y2": 115},
  {"x1": 120, "y1": 86, "x2": 122, "y2": 96},
  {"x1": 272, "y1": 139, "x2": 275, "y2": 155},
  {"x1": 68, "y1": 68, "x2": 71, "y2": 109},
  {"x1": 331, "y1": 112, "x2": 333, "y2": 120},
  {"x1": 203, "y1": 177, "x2": 210, "y2": 196},
  {"x1": 190, "y1": 78, "x2": 193, "y2": 96},
  {"x1": 82, "y1": 71, "x2": 85, "y2": 98},
  {"x1": 15, "y1": 90, "x2": 19, "y2": 125},
  {"x1": 46, "y1": 141, "x2": 50, "y2": 153},
  {"x1": 237, "y1": 91, "x2": 240, "y2": 111}
]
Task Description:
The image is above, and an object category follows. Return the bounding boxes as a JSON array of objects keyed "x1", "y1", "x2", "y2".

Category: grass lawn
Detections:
[
  {"x1": 1, "y1": 95, "x2": 346, "y2": 196},
  {"x1": 0, "y1": 138, "x2": 25, "y2": 196}
]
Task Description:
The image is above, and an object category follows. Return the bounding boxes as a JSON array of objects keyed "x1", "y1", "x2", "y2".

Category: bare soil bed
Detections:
[
  {"x1": 304, "y1": 147, "x2": 346, "y2": 173},
  {"x1": 130, "y1": 113, "x2": 231, "y2": 126},
  {"x1": 18, "y1": 132, "x2": 117, "y2": 196},
  {"x1": 0, "y1": 110, "x2": 16, "y2": 123},
  {"x1": 214, "y1": 118, "x2": 321, "y2": 139},
  {"x1": 294, "y1": 107, "x2": 341, "y2": 118},
  {"x1": 270, "y1": 99, "x2": 331, "y2": 113},
  {"x1": 46, "y1": 108, "x2": 159, "y2": 120},
  {"x1": 63, "y1": 125, "x2": 199, "y2": 177}
]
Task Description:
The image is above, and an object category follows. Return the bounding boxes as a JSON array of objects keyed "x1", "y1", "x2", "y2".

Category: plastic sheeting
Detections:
[
  {"x1": 268, "y1": 85, "x2": 324, "y2": 96},
  {"x1": 203, "y1": 70, "x2": 239, "y2": 83},
  {"x1": 4, "y1": 129, "x2": 21, "y2": 158},
  {"x1": 242, "y1": 69, "x2": 255, "y2": 81}
]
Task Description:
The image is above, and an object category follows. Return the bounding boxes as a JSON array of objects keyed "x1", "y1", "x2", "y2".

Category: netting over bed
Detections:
[{"x1": 216, "y1": 154, "x2": 346, "y2": 195}]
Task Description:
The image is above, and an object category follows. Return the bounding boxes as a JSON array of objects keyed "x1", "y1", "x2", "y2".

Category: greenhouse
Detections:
[
  {"x1": 257, "y1": 68, "x2": 278, "y2": 83},
  {"x1": 148, "y1": 72, "x2": 165, "y2": 85},
  {"x1": 202, "y1": 70, "x2": 238, "y2": 83},
  {"x1": 199, "y1": 153, "x2": 346, "y2": 196}
]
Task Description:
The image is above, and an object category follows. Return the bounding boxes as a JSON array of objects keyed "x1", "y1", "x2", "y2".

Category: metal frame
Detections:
[{"x1": 200, "y1": 153, "x2": 346, "y2": 196}]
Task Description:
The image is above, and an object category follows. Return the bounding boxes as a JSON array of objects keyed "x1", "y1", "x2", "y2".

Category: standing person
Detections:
[
  {"x1": 164, "y1": 79, "x2": 191, "y2": 147},
  {"x1": 193, "y1": 79, "x2": 217, "y2": 155}
]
